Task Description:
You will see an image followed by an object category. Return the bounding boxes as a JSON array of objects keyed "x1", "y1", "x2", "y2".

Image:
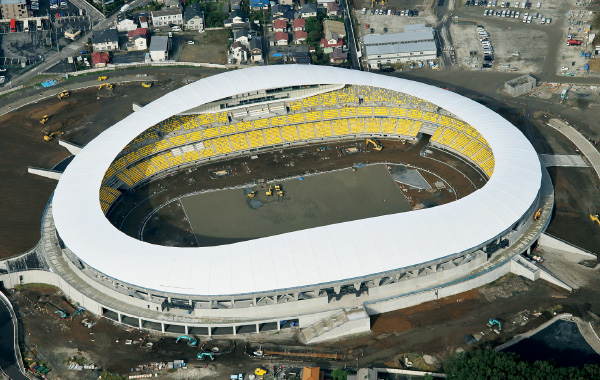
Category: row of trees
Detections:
[{"x1": 445, "y1": 349, "x2": 600, "y2": 379}]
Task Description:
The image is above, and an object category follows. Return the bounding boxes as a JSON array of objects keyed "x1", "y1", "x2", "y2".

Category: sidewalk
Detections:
[{"x1": 547, "y1": 118, "x2": 600, "y2": 180}]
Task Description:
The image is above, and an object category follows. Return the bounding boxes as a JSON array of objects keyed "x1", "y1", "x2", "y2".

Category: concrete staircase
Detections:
[{"x1": 300, "y1": 306, "x2": 370, "y2": 344}]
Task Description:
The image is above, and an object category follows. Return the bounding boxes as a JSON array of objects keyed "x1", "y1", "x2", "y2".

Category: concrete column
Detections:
[
  {"x1": 256, "y1": 324, "x2": 260, "y2": 333},
  {"x1": 277, "y1": 321, "x2": 281, "y2": 331},
  {"x1": 117, "y1": 313, "x2": 122, "y2": 323},
  {"x1": 167, "y1": 296, "x2": 172, "y2": 303},
  {"x1": 161, "y1": 322, "x2": 165, "y2": 333},
  {"x1": 353, "y1": 282, "x2": 361, "y2": 291},
  {"x1": 185, "y1": 325, "x2": 189, "y2": 334},
  {"x1": 252, "y1": 298, "x2": 257, "y2": 306},
  {"x1": 138, "y1": 319, "x2": 143, "y2": 329},
  {"x1": 188, "y1": 299, "x2": 193, "y2": 306},
  {"x1": 207, "y1": 327, "x2": 212, "y2": 337},
  {"x1": 233, "y1": 326, "x2": 237, "y2": 336},
  {"x1": 333, "y1": 285, "x2": 341, "y2": 294},
  {"x1": 231, "y1": 299, "x2": 235, "y2": 308}
]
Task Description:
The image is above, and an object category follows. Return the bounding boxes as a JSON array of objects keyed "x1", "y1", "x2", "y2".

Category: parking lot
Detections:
[{"x1": 355, "y1": 7, "x2": 438, "y2": 38}]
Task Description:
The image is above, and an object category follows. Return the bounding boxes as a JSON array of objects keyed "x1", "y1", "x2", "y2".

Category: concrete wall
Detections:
[{"x1": 307, "y1": 317, "x2": 371, "y2": 344}]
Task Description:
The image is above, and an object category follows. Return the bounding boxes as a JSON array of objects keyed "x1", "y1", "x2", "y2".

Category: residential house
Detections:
[
  {"x1": 316, "y1": 0, "x2": 335, "y2": 5},
  {"x1": 299, "y1": 3, "x2": 317, "y2": 18},
  {"x1": 250, "y1": 0, "x2": 268, "y2": 10},
  {"x1": 91, "y1": 52, "x2": 110, "y2": 67},
  {"x1": 184, "y1": 3, "x2": 204, "y2": 31},
  {"x1": 116, "y1": 17, "x2": 137, "y2": 32},
  {"x1": 92, "y1": 29, "x2": 119, "y2": 52},
  {"x1": 319, "y1": 32, "x2": 342, "y2": 53},
  {"x1": 275, "y1": 31, "x2": 288, "y2": 46},
  {"x1": 278, "y1": 0, "x2": 292, "y2": 5},
  {"x1": 293, "y1": 18, "x2": 305, "y2": 32},
  {"x1": 294, "y1": 30, "x2": 307, "y2": 43},
  {"x1": 151, "y1": 8, "x2": 183, "y2": 27},
  {"x1": 149, "y1": 35, "x2": 170, "y2": 61},
  {"x1": 271, "y1": 4, "x2": 293, "y2": 21},
  {"x1": 273, "y1": 19, "x2": 287, "y2": 32},
  {"x1": 0, "y1": 0, "x2": 30, "y2": 20},
  {"x1": 326, "y1": 2, "x2": 340, "y2": 16},
  {"x1": 162, "y1": 0, "x2": 181, "y2": 9},
  {"x1": 139, "y1": 15, "x2": 149, "y2": 28},
  {"x1": 249, "y1": 37, "x2": 263, "y2": 63},
  {"x1": 329, "y1": 47, "x2": 347, "y2": 64},
  {"x1": 229, "y1": 41, "x2": 247, "y2": 63},
  {"x1": 127, "y1": 28, "x2": 148, "y2": 51},
  {"x1": 224, "y1": 10, "x2": 248, "y2": 27},
  {"x1": 233, "y1": 28, "x2": 252, "y2": 48},
  {"x1": 302, "y1": 367, "x2": 324, "y2": 380},
  {"x1": 230, "y1": 0, "x2": 241, "y2": 10}
]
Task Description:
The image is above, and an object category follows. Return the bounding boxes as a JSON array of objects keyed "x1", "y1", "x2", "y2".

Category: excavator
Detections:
[
  {"x1": 57, "y1": 90, "x2": 70, "y2": 99},
  {"x1": 99, "y1": 83, "x2": 113, "y2": 90},
  {"x1": 366, "y1": 138, "x2": 383, "y2": 151},
  {"x1": 197, "y1": 352, "x2": 214, "y2": 361},
  {"x1": 255, "y1": 368, "x2": 267, "y2": 376},
  {"x1": 176, "y1": 335, "x2": 198, "y2": 347},
  {"x1": 487, "y1": 318, "x2": 502, "y2": 331},
  {"x1": 98, "y1": 76, "x2": 107, "y2": 81},
  {"x1": 533, "y1": 208, "x2": 541, "y2": 220},
  {"x1": 40, "y1": 115, "x2": 49, "y2": 124},
  {"x1": 42, "y1": 130, "x2": 64, "y2": 141},
  {"x1": 266, "y1": 185, "x2": 273, "y2": 196},
  {"x1": 142, "y1": 82, "x2": 153, "y2": 88},
  {"x1": 247, "y1": 191, "x2": 257, "y2": 198},
  {"x1": 590, "y1": 214, "x2": 600, "y2": 227}
]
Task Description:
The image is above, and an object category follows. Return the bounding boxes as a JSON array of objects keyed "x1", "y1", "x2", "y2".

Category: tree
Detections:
[
  {"x1": 206, "y1": 10, "x2": 226, "y2": 27},
  {"x1": 331, "y1": 369, "x2": 348, "y2": 380}
]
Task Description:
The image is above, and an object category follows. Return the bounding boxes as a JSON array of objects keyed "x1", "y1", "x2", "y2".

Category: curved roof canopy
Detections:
[{"x1": 52, "y1": 66, "x2": 542, "y2": 296}]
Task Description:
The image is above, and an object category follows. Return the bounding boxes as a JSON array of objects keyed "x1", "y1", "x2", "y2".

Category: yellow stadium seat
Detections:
[
  {"x1": 246, "y1": 130, "x2": 266, "y2": 148},
  {"x1": 365, "y1": 118, "x2": 381, "y2": 133},
  {"x1": 253, "y1": 119, "x2": 270, "y2": 129},
  {"x1": 339, "y1": 107, "x2": 356, "y2": 118},
  {"x1": 270, "y1": 116, "x2": 288, "y2": 126},
  {"x1": 287, "y1": 113, "x2": 304, "y2": 124},
  {"x1": 304, "y1": 111, "x2": 321, "y2": 122},
  {"x1": 322, "y1": 109, "x2": 340, "y2": 119},
  {"x1": 380, "y1": 118, "x2": 397, "y2": 134},
  {"x1": 373, "y1": 107, "x2": 390, "y2": 116},
  {"x1": 430, "y1": 127, "x2": 444, "y2": 142},
  {"x1": 203, "y1": 127, "x2": 220, "y2": 139},
  {"x1": 332, "y1": 119, "x2": 350, "y2": 135},
  {"x1": 235, "y1": 121, "x2": 253, "y2": 132},
  {"x1": 281, "y1": 125, "x2": 300, "y2": 142},
  {"x1": 169, "y1": 135, "x2": 187, "y2": 147},
  {"x1": 199, "y1": 148, "x2": 216, "y2": 158},
  {"x1": 395, "y1": 119, "x2": 413, "y2": 136},
  {"x1": 410, "y1": 121, "x2": 422, "y2": 136},
  {"x1": 125, "y1": 151, "x2": 141, "y2": 164},
  {"x1": 211, "y1": 137, "x2": 233, "y2": 154},
  {"x1": 183, "y1": 150, "x2": 200, "y2": 162},
  {"x1": 168, "y1": 155, "x2": 185, "y2": 167},
  {"x1": 219, "y1": 124, "x2": 236, "y2": 135},
  {"x1": 138, "y1": 145, "x2": 155, "y2": 157},
  {"x1": 263, "y1": 128, "x2": 283, "y2": 145},
  {"x1": 356, "y1": 107, "x2": 372, "y2": 117},
  {"x1": 297, "y1": 123, "x2": 316, "y2": 140},
  {"x1": 154, "y1": 140, "x2": 170, "y2": 151},
  {"x1": 348, "y1": 118, "x2": 364, "y2": 134},
  {"x1": 315, "y1": 121, "x2": 332, "y2": 137},
  {"x1": 407, "y1": 109, "x2": 423, "y2": 120},
  {"x1": 229, "y1": 134, "x2": 249, "y2": 151},
  {"x1": 449, "y1": 133, "x2": 472, "y2": 152},
  {"x1": 391, "y1": 108, "x2": 407, "y2": 117}
]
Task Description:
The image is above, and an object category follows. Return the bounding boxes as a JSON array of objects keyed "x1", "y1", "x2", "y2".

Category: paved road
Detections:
[
  {"x1": 0, "y1": 293, "x2": 29, "y2": 380},
  {"x1": 547, "y1": 118, "x2": 600, "y2": 180},
  {"x1": 6, "y1": 0, "x2": 152, "y2": 88}
]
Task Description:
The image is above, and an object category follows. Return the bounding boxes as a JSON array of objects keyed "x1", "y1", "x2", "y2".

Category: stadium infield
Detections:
[{"x1": 170, "y1": 164, "x2": 412, "y2": 247}]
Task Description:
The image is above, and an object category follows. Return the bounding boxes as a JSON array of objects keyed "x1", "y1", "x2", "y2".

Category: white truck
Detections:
[{"x1": 120, "y1": 3, "x2": 130, "y2": 13}]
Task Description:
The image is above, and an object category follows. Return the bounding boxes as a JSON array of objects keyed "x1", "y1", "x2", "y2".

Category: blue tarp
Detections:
[{"x1": 41, "y1": 80, "x2": 57, "y2": 87}]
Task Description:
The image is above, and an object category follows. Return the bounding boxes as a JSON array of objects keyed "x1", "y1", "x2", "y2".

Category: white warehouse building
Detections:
[{"x1": 364, "y1": 24, "x2": 437, "y2": 68}]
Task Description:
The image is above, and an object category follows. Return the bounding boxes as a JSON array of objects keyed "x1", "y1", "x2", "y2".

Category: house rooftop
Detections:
[{"x1": 92, "y1": 29, "x2": 118, "y2": 44}]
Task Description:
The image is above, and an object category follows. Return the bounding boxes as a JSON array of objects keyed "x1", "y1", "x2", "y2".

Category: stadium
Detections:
[{"x1": 37, "y1": 66, "x2": 553, "y2": 342}]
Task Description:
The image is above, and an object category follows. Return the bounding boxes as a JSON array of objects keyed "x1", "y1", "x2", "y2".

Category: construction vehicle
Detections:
[
  {"x1": 277, "y1": 191, "x2": 284, "y2": 197},
  {"x1": 255, "y1": 368, "x2": 267, "y2": 376},
  {"x1": 55, "y1": 310, "x2": 68, "y2": 319},
  {"x1": 247, "y1": 191, "x2": 257, "y2": 198},
  {"x1": 266, "y1": 185, "x2": 273, "y2": 196},
  {"x1": 274, "y1": 184, "x2": 281, "y2": 191},
  {"x1": 43, "y1": 130, "x2": 64, "y2": 141},
  {"x1": 98, "y1": 83, "x2": 113, "y2": 90},
  {"x1": 40, "y1": 115, "x2": 49, "y2": 124},
  {"x1": 176, "y1": 335, "x2": 198, "y2": 346},
  {"x1": 197, "y1": 352, "x2": 215, "y2": 361},
  {"x1": 73, "y1": 306, "x2": 85, "y2": 318},
  {"x1": 142, "y1": 82, "x2": 153, "y2": 88},
  {"x1": 487, "y1": 318, "x2": 502, "y2": 331},
  {"x1": 98, "y1": 76, "x2": 107, "y2": 81},
  {"x1": 590, "y1": 214, "x2": 600, "y2": 227},
  {"x1": 57, "y1": 90, "x2": 70, "y2": 99},
  {"x1": 533, "y1": 208, "x2": 541, "y2": 220},
  {"x1": 366, "y1": 138, "x2": 383, "y2": 151},
  {"x1": 317, "y1": 146, "x2": 326, "y2": 152}
]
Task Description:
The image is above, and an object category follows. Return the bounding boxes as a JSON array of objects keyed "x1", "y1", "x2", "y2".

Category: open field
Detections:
[
  {"x1": 175, "y1": 165, "x2": 411, "y2": 246},
  {"x1": 177, "y1": 29, "x2": 229, "y2": 64}
]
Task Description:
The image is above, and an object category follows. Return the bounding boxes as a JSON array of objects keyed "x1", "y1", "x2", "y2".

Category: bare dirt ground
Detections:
[
  {"x1": 0, "y1": 80, "x2": 188, "y2": 259},
  {"x1": 177, "y1": 30, "x2": 229, "y2": 65}
]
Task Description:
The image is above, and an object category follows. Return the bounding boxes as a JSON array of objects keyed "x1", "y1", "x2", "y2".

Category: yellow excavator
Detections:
[
  {"x1": 99, "y1": 83, "x2": 113, "y2": 90},
  {"x1": 533, "y1": 208, "x2": 541, "y2": 220},
  {"x1": 266, "y1": 185, "x2": 273, "y2": 196},
  {"x1": 42, "y1": 130, "x2": 64, "y2": 141},
  {"x1": 57, "y1": 90, "x2": 70, "y2": 99},
  {"x1": 590, "y1": 214, "x2": 600, "y2": 227},
  {"x1": 40, "y1": 115, "x2": 49, "y2": 124},
  {"x1": 366, "y1": 138, "x2": 383, "y2": 151},
  {"x1": 142, "y1": 82, "x2": 153, "y2": 88},
  {"x1": 247, "y1": 191, "x2": 257, "y2": 198},
  {"x1": 98, "y1": 76, "x2": 107, "y2": 81}
]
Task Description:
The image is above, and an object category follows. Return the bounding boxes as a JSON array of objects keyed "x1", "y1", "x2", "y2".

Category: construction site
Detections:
[{"x1": 0, "y1": 67, "x2": 599, "y2": 379}]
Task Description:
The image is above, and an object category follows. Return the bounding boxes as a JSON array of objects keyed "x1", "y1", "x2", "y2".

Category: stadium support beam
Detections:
[
  {"x1": 27, "y1": 167, "x2": 61, "y2": 180},
  {"x1": 58, "y1": 139, "x2": 82, "y2": 155}
]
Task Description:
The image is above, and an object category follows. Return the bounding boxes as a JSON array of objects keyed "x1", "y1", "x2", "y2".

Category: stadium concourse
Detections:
[{"x1": 0, "y1": 66, "x2": 563, "y2": 343}]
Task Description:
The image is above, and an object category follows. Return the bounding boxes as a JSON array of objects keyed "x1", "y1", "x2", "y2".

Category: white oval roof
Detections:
[{"x1": 52, "y1": 66, "x2": 542, "y2": 296}]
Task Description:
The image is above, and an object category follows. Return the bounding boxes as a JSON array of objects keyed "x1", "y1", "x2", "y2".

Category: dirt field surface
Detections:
[
  {"x1": 177, "y1": 30, "x2": 229, "y2": 64},
  {"x1": 0, "y1": 80, "x2": 189, "y2": 259},
  {"x1": 113, "y1": 138, "x2": 483, "y2": 247}
]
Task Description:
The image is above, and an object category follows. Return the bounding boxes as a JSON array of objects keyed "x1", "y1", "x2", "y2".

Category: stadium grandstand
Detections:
[{"x1": 8, "y1": 66, "x2": 556, "y2": 343}]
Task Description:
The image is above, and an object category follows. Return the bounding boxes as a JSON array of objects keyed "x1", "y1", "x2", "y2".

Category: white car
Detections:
[
  {"x1": 188, "y1": 40, "x2": 194, "y2": 45},
  {"x1": 560, "y1": 67, "x2": 568, "y2": 71}
]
